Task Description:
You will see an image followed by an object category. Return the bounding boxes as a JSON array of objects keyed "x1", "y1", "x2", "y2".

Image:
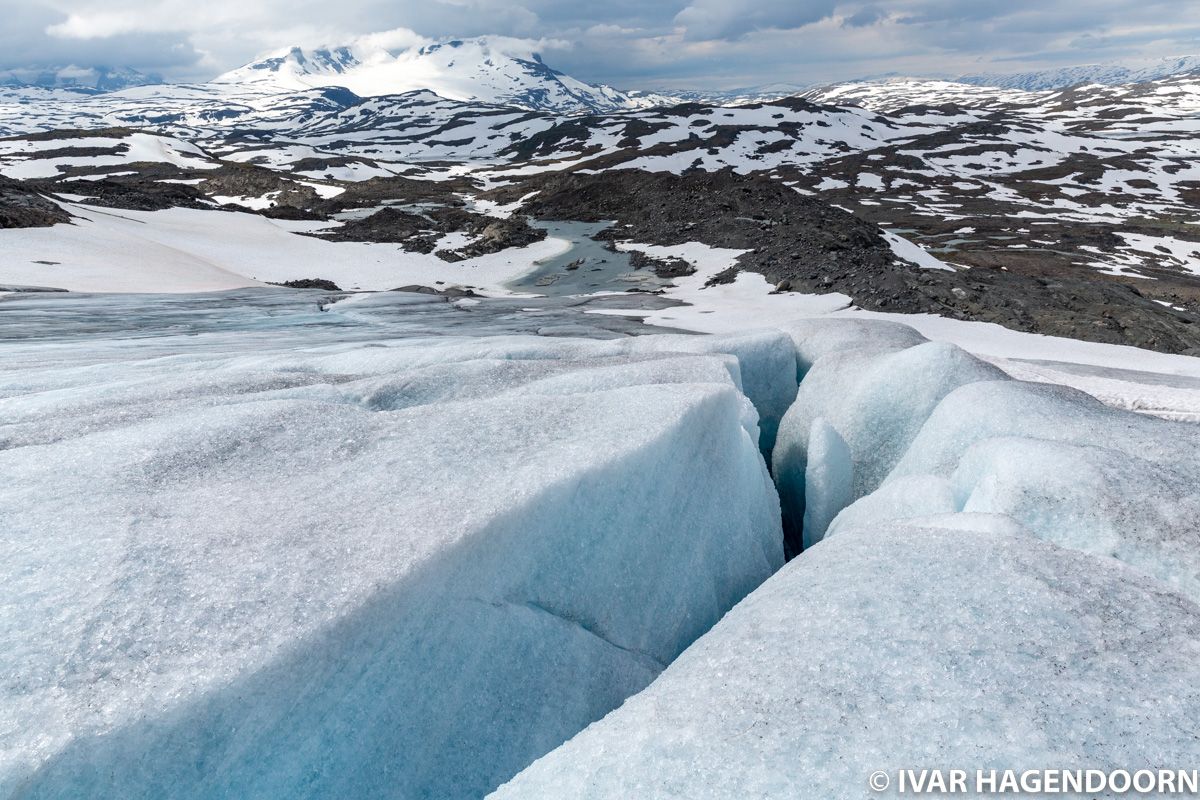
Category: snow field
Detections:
[{"x1": 0, "y1": 204, "x2": 579, "y2": 293}]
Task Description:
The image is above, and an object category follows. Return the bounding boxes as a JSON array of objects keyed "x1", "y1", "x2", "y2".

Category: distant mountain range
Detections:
[
  {"x1": 4, "y1": 38, "x2": 1200, "y2": 113},
  {"x1": 958, "y1": 55, "x2": 1200, "y2": 91},
  {"x1": 647, "y1": 83, "x2": 814, "y2": 106},
  {"x1": 3, "y1": 33, "x2": 1200, "y2": 353},
  {"x1": 0, "y1": 65, "x2": 158, "y2": 93},
  {"x1": 648, "y1": 55, "x2": 1200, "y2": 106}
]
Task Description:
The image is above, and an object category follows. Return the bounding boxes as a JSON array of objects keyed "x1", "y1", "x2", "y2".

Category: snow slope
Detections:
[
  {"x1": 0, "y1": 203, "x2": 572, "y2": 293},
  {"x1": 0, "y1": 131, "x2": 217, "y2": 181}
]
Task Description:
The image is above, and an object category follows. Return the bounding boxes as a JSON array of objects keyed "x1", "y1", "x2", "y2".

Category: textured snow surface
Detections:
[
  {"x1": 0, "y1": 308, "x2": 786, "y2": 799},
  {"x1": 493, "y1": 521, "x2": 1200, "y2": 799}
]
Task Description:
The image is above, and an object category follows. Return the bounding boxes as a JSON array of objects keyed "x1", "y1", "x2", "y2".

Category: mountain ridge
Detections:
[
  {"x1": 213, "y1": 37, "x2": 664, "y2": 114},
  {"x1": 958, "y1": 54, "x2": 1200, "y2": 91}
]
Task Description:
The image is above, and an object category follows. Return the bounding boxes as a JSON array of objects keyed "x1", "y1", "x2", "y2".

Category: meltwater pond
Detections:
[{"x1": 507, "y1": 221, "x2": 672, "y2": 296}]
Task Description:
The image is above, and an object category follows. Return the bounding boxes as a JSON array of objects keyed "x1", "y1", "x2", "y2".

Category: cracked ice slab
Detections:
[
  {"x1": 1, "y1": 343, "x2": 783, "y2": 799},
  {"x1": 773, "y1": 319, "x2": 1200, "y2": 603},
  {"x1": 768, "y1": 319, "x2": 1004, "y2": 552},
  {"x1": 855, "y1": 377, "x2": 1200, "y2": 601},
  {"x1": 492, "y1": 519, "x2": 1200, "y2": 799}
]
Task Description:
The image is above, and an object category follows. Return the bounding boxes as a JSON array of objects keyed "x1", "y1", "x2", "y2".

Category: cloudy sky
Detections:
[{"x1": 2, "y1": 0, "x2": 1199, "y2": 88}]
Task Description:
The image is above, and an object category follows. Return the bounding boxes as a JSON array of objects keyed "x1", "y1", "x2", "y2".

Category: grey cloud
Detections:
[
  {"x1": 674, "y1": 0, "x2": 837, "y2": 40},
  {"x1": 0, "y1": 1, "x2": 200, "y2": 71},
  {"x1": 843, "y1": 6, "x2": 886, "y2": 27}
]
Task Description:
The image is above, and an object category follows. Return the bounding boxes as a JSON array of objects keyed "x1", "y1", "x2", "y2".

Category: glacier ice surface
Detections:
[
  {"x1": 799, "y1": 417, "x2": 852, "y2": 548},
  {"x1": 773, "y1": 327, "x2": 1005, "y2": 548},
  {"x1": 0, "y1": 292, "x2": 791, "y2": 799},
  {"x1": 10, "y1": 291, "x2": 1200, "y2": 799},
  {"x1": 493, "y1": 520, "x2": 1200, "y2": 799},
  {"x1": 865, "y1": 378, "x2": 1200, "y2": 601},
  {"x1": 773, "y1": 319, "x2": 1200, "y2": 598}
]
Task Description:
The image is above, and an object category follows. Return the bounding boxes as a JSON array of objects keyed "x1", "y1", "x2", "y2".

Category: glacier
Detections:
[
  {"x1": 773, "y1": 320, "x2": 1004, "y2": 549},
  {"x1": 7, "y1": 291, "x2": 1200, "y2": 799},
  {"x1": 495, "y1": 316, "x2": 1200, "y2": 798},
  {"x1": 776, "y1": 319, "x2": 1200, "y2": 603},
  {"x1": 0, "y1": 291, "x2": 790, "y2": 799},
  {"x1": 492, "y1": 518, "x2": 1200, "y2": 799}
]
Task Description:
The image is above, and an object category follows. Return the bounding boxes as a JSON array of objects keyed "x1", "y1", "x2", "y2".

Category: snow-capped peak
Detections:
[
  {"x1": 215, "y1": 36, "x2": 649, "y2": 114},
  {"x1": 220, "y1": 46, "x2": 361, "y2": 86}
]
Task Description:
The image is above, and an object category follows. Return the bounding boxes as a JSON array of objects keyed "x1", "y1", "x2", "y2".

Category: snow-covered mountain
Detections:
[
  {"x1": 214, "y1": 37, "x2": 657, "y2": 114},
  {"x1": 804, "y1": 77, "x2": 1043, "y2": 112},
  {"x1": 0, "y1": 65, "x2": 157, "y2": 93},
  {"x1": 959, "y1": 54, "x2": 1200, "y2": 91},
  {"x1": 652, "y1": 82, "x2": 813, "y2": 107}
]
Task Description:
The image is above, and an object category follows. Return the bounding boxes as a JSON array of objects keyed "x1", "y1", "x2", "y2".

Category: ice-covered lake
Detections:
[{"x1": 0, "y1": 287, "x2": 686, "y2": 360}]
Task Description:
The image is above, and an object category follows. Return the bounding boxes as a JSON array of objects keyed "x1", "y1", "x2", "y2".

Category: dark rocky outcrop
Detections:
[
  {"x1": 199, "y1": 163, "x2": 321, "y2": 210},
  {"x1": 628, "y1": 250, "x2": 697, "y2": 278},
  {"x1": 316, "y1": 175, "x2": 477, "y2": 215},
  {"x1": 514, "y1": 167, "x2": 897, "y2": 283},
  {"x1": 0, "y1": 177, "x2": 72, "y2": 228},
  {"x1": 511, "y1": 169, "x2": 1200, "y2": 353},
  {"x1": 435, "y1": 216, "x2": 546, "y2": 261},
  {"x1": 267, "y1": 278, "x2": 342, "y2": 290},
  {"x1": 318, "y1": 208, "x2": 436, "y2": 246},
  {"x1": 36, "y1": 177, "x2": 209, "y2": 211}
]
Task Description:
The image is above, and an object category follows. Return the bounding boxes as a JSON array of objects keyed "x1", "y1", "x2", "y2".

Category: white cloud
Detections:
[{"x1": 355, "y1": 27, "x2": 431, "y2": 52}]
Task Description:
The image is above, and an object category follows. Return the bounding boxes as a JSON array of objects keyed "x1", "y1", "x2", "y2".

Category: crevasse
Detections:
[{"x1": 492, "y1": 317, "x2": 1200, "y2": 799}]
